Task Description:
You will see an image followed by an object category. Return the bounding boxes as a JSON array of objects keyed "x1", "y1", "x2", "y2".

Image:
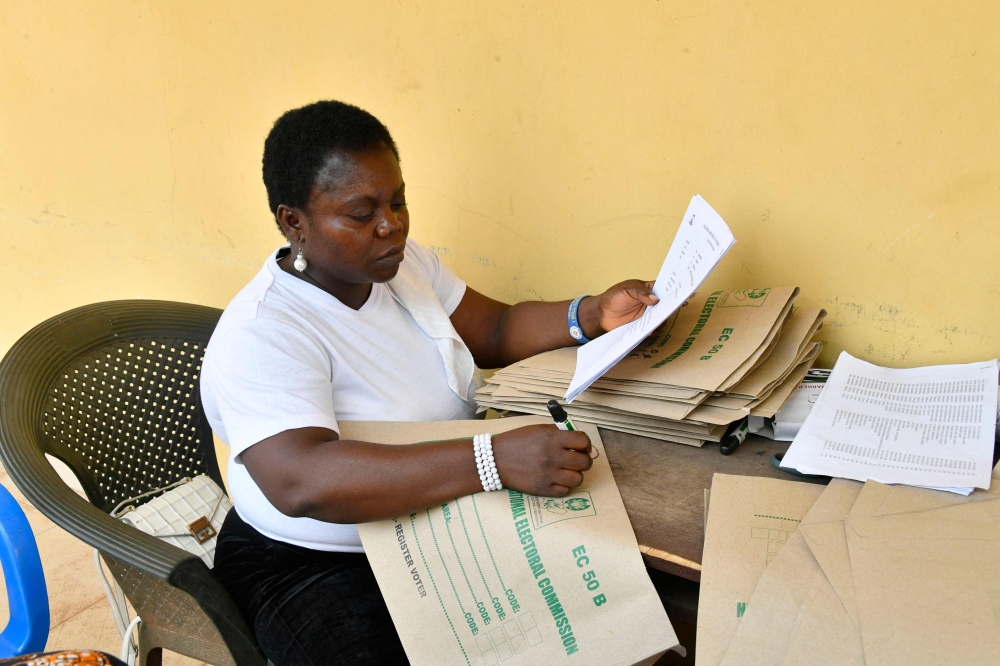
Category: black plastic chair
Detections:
[{"x1": 0, "y1": 300, "x2": 267, "y2": 666}]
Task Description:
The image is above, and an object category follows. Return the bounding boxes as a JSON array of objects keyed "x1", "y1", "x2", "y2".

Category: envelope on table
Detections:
[
  {"x1": 846, "y1": 482, "x2": 1000, "y2": 665},
  {"x1": 795, "y1": 481, "x2": 897, "y2": 627},
  {"x1": 696, "y1": 474, "x2": 824, "y2": 665},
  {"x1": 719, "y1": 479, "x2": 864, "y2": 666}
]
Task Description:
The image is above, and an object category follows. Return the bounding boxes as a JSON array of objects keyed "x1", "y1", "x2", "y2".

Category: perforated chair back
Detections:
[
  {"x1": 40, "y1": 331, "x2": 222, "y2": 512},
  {"x1": 0, "y1": 301, "x2": 266, "y2": 666}
]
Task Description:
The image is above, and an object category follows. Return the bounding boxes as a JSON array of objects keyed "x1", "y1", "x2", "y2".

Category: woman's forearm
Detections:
[
  {"x1": 240, "y1": 424, "x2": 594, "y2": 524},
  {"x1": 246, "y1": 432, "x2": 483, "y2": 523},
  {"x1": 299, "y1": 439, "x2": 485, "y2": 523},
  {"x1": 450, "y1": 282, "x2": 655, "y2": 369},
  {"x1": 449, "y1": 288, "x2": 605, "y2": 369},
  {"x1": 491, "y1": 297, "x2": 603, "y2": 367}
]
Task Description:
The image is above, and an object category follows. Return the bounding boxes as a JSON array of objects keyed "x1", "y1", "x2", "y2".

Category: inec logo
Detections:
[
  {"x1": 528, "y1": 491, "x2": 597, "y2": 529},
  {"x1": 717, "y1": 288, "x2": 772, "y2": 308}
]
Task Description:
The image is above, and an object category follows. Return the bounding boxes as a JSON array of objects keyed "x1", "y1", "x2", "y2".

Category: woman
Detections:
[{"x1": 202, "y1": 100, "x2": 659, "y2": 665}]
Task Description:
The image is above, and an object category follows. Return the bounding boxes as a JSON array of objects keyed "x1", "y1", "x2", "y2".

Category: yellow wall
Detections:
[{"x1": 2, "y1": 1, "x2": 999, "y2": 368}]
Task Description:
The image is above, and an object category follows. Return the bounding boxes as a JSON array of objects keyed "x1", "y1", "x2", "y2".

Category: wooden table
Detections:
[{"x1": 602, "y1": 430, "x2": 810, "y2": 582}]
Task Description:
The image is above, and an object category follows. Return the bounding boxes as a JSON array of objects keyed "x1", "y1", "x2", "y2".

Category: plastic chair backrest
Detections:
[
  {"x1": 0, "y1": 484, "x2": 48, "y2": 657},
  {"x1": 34, "y1": 308, "x2": 224, "y2": 513},
  {"x1": 0, "y1": 302, "x2": 266, "y2": 666}
]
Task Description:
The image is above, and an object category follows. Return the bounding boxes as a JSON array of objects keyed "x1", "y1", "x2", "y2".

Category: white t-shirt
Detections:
[{"x1": 200, "y1": 239, "x2": 478, "y2": 552}]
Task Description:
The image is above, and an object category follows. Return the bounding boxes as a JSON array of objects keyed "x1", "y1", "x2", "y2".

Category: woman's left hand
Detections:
[{"x1": 582, "y1": 279, "x2": 659, "y2": 337}]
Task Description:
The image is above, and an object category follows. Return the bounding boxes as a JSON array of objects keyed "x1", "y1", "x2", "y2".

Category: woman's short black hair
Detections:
[{"x1": 262, "y1": 100, "x2": 398, "y2": 224}]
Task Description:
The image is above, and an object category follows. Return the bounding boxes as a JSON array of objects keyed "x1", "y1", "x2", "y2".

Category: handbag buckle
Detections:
[{"x1": 188, "y1": 516, "x2": 217, "y2": 544}]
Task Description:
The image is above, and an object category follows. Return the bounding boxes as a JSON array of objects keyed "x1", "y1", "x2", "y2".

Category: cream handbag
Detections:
[
  {"x1": 98, "y1": 474, "x2": 233, "y2": 664},
  {"x1": 111, "y1": 474, "x2": 233, "y2": 567}
]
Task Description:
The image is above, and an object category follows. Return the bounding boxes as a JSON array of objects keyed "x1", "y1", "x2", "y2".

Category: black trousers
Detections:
[{"x1": 213, "y1": 510, "x2": 409, "y2": 666}]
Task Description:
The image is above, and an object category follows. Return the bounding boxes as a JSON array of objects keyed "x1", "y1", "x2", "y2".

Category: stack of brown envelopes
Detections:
[{"x1": 476, "y1": 287, "x2": 824, "y2": 446}]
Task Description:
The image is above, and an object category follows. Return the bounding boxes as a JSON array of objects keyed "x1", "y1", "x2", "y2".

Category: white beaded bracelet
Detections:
[{"x1": 473, "y1": 433, "x2": 502, "y2": 492}]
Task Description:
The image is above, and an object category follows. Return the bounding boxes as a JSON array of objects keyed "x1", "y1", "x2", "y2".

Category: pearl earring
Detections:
[{"x1": 293, "y1": 244, "x2": 308, "y2": 272}]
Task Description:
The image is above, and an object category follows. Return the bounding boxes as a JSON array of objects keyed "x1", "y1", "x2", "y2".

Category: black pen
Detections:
[
  {"x1": 547, "y1": 400, "x2": 600, "y2": 458},
  {"x1": 546, "y1": 399, "x2": 577, "y2": 431},
  {"x1": 720, "y1": 417, "x2": 750, "y2": 455}
]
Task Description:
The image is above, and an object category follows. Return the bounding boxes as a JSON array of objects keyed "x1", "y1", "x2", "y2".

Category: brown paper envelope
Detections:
[
  {"x1": 721, "y1": 306, "x2": 818, "y2": 398},
  {"x1": 684, "y1": 403, "x2": 752, "y2": 426},
  {"x1": 571, "y1": 389, "x2": 700, "y2": 421},
  {"x1": 491, "y1": 383, "x2": 696, "y2": 421},
  {"x1": 696, "y1": 474, "x2": 824, "y2": 666},
  {"x1": 487, "y1": 377, "x2": 566, "y2": 395},
  {"x1": 348, "y1": 416, "x2": 678, "y2": 666},
  {"x1": 747, "y1": 339, "x2": 823, "y2": 405},
  {"x1": 803, "y1": 479, "x2": 865, "y2": 524},
  {"x1": 514, "y1": 345, "x2": 579, "y2": 374},
  {"x1": 719, "y1": 318, "x2": 786, "y2": 391},
  {"x1": 795, "y1": 480, "x2": 893, "y2": 628},
  {"x1": 849, "y1": 485, "x2": 1000, "y2": 539},
  {"x1": 566, "y1": 417, "x2": 720, "y2": 441},
  {"x1": 799, "y1": 474, "x2": 1000, "y2": 640},
  {"x1": 749, "y1": 347, "x2": 821, "y2": 417},
  {"x1": 770, "y1": 574, "x2": 865, "y2": 665},
  {"x1": 865, "y1": 481, "x2": 1000, "y2": 519},
  {"x1": 495, "y1": 373, "x2": 706, "y2": 404},
  {"x1": 588, "y1": 382, "x2": 707, "y2": 401},
  {"x1": 845, "y1": 514, "x2": 1000, "y2": 664},
  {"x1": 480, "y1": 386, "x2": 715, "y2": 435},
  {"x1": 506, "y1": 365, "x2": 572, "y2": 377},
  {"x1": 584, "y1": 409, "x2": 725, "y2": 437},
  {"x1": 840, "y1": 481, "x2": 1000, "y2": 664},
  {"x1": 607, "y1": 288, "x2": 799, "y2": 392},
  {"x1": 768, "y1": 577, "x2": 865, "y2": 666},
  {"x1": 586, "y1": 424, "x2": 705, "y2": 446},
  {"x1": 702, "y1": 394, "x2": 755, "y2": 410},
  {"x1": 718, "y1": 296, "x2": 797, "y2": 392},
  {"x1": 718, "y1": 531, "x2": 865, "y2": 666},
  {"x1": 718, "y1": 479, "x2": 864, "y2": 665},
  {"x1": 500, "y1": 363, "x2": 708, "y2": 400},
  {"x1": 799, "y1": 521, "x2": 860, "y2": 629},
  {"x1": 845, "y1": 480, "x2": 897, "y2": 519},
  {"x1": 490, "y1": 375, "x2": 707, "y2": 406},
  {"x1": 491, "y1": 383, "x2": 552, "y2": 399},
  {"x1": 750, "y1": 342, "x2": 823, "y2": 402},
  {"x1": 796, "y1": 311, "x2": 826, "y2": 353},
  {"x1": 471, "y1": 400, "x2": 711, "y2": 445},
  {"x1": 512, "y1": 347, "x2": 695, "y2": 394},
  {"x1": 552, "y1": 416, "x2": 709, "y2": 445},
  {"x1": 563, "y1": 404, "x2": 714, "y2": 434}
]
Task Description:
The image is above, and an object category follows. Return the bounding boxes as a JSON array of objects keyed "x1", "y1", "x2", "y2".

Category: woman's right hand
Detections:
[{"x1": 490, "y1": 424, "x2": 594, "y2": 497}]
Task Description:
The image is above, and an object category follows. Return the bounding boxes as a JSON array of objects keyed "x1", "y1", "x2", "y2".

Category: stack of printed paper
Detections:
[
  {"x1": 780, "y1": 351, "x2": 1000, "y2": 494},
  {"x1": 476, "y1": 289, "x2": 824, "y2": 446},
  {"x1": 699, "y1": 469, "x2": 1000, "y2": 665}
]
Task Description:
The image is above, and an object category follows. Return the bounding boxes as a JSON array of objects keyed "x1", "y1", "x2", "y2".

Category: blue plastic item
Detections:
[{"x1": 0, "y1": 483, "x2": 49, "y2": 657}]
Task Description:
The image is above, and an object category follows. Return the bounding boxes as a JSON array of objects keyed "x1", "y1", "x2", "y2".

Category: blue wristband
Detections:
[{"x1": 568, "y1": 296, "x2": 591, "y2": 344}]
